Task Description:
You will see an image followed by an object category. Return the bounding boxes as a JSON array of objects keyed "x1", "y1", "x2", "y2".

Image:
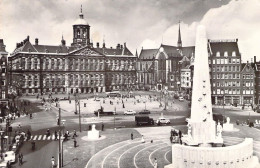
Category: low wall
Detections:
[{"x1": 166, "y1": 138, "x2": 259, "y2": 168}]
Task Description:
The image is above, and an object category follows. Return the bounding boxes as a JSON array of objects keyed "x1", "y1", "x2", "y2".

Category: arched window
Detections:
[
  {"x1": 216, "y1": 51, "x2": 220, "y2": 57},
  {"x1": 77, "y1": 29, "x2": 80, "y2": 38},
  {"x1": 224, "y1": 51, "x2": 228, "y2": 57},
  {"x1": 232, "y1": 51, "x2": 236, "y2": 57},
  {"x1": 158, "y1": 53, "x2": 166, "y2": 70}
]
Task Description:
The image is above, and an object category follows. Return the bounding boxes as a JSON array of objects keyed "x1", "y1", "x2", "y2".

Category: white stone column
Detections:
[{"x1": 65, "y1": 58, "x2": 68, "y2": 70}]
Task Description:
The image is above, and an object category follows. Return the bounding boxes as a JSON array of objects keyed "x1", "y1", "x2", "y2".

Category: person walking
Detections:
[
  {"x1": 178, "y1": 130, "x2": 182, "y2": 145},
  {"x1": 54, "y1": 130, "x2": 58, "y2": 140},
  {"x1": 18, "y1": 154, "x2": 22, "y2": 165},
  {"x1": 74, "y1": 138, "x2": 77, "y2": 148},
  {"x1": 131, "y1": 132, "x2": 133, "y2": 140},
  {"x1": 141, "y1": 135, "x2": 145, "y2": 143},
  {"x1": 153, "y1": 158, "x2": 158, "y2": 168},
  {"x1": 51, "y1": 156, "x2": 55, "y2": 168},
  {"x1": 73, "y1": 129, "x2": 77, "y2": 138},
  {"x1": 101, "y1": 123, "x2": 104, "y2": 131}
]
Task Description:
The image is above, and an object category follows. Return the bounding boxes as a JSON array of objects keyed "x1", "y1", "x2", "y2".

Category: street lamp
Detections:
[
  {"x1": 114, "y1": 106, "x2": 116, "y2": 130},
  {"x1": 61, "y1": 120, "x2": 66, "y2": 135},
  {"x1": 0, "y1": 130, "x2": 4, "y2": 159}
]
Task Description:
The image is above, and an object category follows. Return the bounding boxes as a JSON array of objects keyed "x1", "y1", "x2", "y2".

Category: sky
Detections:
[{"x1": 0, "y1": 0, "x2": 259, "y2": 62}]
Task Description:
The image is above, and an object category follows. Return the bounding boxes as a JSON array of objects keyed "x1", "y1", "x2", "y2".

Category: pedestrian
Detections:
[
  {"x1": 170, "y1": 136, "x2": 173, "y2": 143},
  {"x1": 46, "y1": 129, "x2": 50, "y2": 137},
  {"x1": 131, "y1": 132, "x2": 133, "y2": 140},
  {"x1": 101, "y1": 123, "x2": 104, "y2": 131},
  {"x1": 153, "y1": 158, "x2": 158, "y2": 168},
  {"x1": 51, "y1": 156, "x2": 55, "y2": 168},
  {"x1": 74, "y1": 138, "x2": 77, "y2": 148},
  {"x1": 18, "y1": 154, "x2": 22, "y2": 165},
  {"x1": 7, "y1": 161, "x2": 11, "y2": 168},
  {"x1": 54, "y1": 130, "x2": 58, "y2": 140},
  {"x1": 27, "y1": 129, "x2": 31, "y2": 141},
  {"x1": 141, "y1": 135, "x2": 145, "y2": 143},
  {"x1": 73, "y1": 129, "x2": 77, "y2": 138}
]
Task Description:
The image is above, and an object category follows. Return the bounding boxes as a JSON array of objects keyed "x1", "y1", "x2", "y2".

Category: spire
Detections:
[
  {"x1": 177, "y1": 20, "x2": 182, "y2": 48},
  {"x1": 79, "y1": 5, "x2": 84, "y2": 19},
  {"x1": 61, "y1": 34, "x2": 66, "y2": 46},
  {"x1": 135, "y1": 49, "x2": 138, "y2": 57}
]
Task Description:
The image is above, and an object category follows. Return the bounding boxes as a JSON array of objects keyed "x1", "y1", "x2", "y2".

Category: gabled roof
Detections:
[
  {"x1": 160, "y1": 44, "x2": 181, "y2": 57},
  {"x1": 209, "y1": 41, "x2": 240, "y2": 56},
  {"x1": 33, "y1": 45, "x2": 76, "y2": 53},
  {"x1": 182, "y1": 46, "x2": 195, "y2": 58},
  {"x1": 95, "y1": 47, "x2": 133, "y2": 56},
  {"x1": 241, "y1": 62, "x2": 255, "y2": 72},
  {"x1": 139, "y1": 49, "x2": 158, "y2": 59},
  {"x1": 69, "y1": 45, "x2": 104, "y2": 56}
]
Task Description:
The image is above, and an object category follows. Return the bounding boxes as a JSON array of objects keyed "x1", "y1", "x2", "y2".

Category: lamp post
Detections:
[
  {"x1": 114, "y1": 106, "x2": 116, "y2": 130},
  {"x1": 74, "y1": 93, "x2": 77, "y2": 114},
  {"x1": 58, "y1": 103, "x2": 62, "y2": 168},
  {"x1": 0, "y1": 130, "x2": 4, "y2": 159},
  {"x1": 61, "y1": 120, "x2": 66, "y2": 135}
]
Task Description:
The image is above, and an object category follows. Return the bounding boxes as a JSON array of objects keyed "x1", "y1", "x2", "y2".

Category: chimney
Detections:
[
  {"x1": 117, "y1": 44, "x2": 120, "y2": 49},
  {"x1": 124, "y1": 42, "x2": 126, "y2": 48},
  {"x1": 120, "y1": 45, "x2": 123, "y2": 49},
  {"x1": 35, "y1": 38, "x2": 39, "y2": 45},
  {"x1": 236, "y1": 38, "x2": 238, "y2": 42},
  {"x1": 103, "y1": 42, "x2": 106, "y2": 48},
  {"x1": 97, "y1": 42, "x2": 99, "y2": 48},
  {"x1": 16, "y1": 43, "x2": 19, "y2": 48},
  {"x1": 254, "y1": 56, "x2": 256, "y2": 63}
]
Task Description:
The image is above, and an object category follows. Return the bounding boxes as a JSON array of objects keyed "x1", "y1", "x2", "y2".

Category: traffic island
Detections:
[{"x1": 62, "y1": 128, "x2": 141, "y2": 168}]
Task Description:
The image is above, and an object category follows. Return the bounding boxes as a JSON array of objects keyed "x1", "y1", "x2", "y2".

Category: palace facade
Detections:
[{"x1": 9, "y1": 7, "x2": 136, "y2": 95}]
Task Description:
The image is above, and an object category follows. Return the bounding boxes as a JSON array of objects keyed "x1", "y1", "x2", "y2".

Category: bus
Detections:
[{"x1": 106, "y1": 91, "x2": 121, "y2": 98}]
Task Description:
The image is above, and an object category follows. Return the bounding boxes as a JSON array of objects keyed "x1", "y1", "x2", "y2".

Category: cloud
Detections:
[
  {"x1": 141, "y1": 0, "x2": 260, "y2": 62},
  {"x1": 0, "y1": 0, "x2": 231, "y2": 56}
]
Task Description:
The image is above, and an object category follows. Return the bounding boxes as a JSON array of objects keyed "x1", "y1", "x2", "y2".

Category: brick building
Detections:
[{"x1": 0, "y1": 39, "x2": 8, "y2": 116}]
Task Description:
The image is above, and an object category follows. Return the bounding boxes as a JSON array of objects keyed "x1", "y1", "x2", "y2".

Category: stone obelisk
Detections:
[{"x1": 187, "y1": 25, "x2": 221, "y2": 146}]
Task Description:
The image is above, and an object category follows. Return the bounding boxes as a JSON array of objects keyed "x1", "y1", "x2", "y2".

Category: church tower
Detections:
[
  {"x1": 71, "y1": 5, "x2": 90, "y2": 47},
  {"x1": 177, "y1": 21, "x2": 182, "y2": 48}
]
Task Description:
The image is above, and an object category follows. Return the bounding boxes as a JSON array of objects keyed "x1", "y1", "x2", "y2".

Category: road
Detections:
[{"x1": 5, "y1": 92, "x2": 260, "y2": 167}]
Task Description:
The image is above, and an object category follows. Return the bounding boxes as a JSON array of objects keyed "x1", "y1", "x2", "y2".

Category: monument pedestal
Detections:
[
  {"x1": 223, "y1": 123, "x2": 234, "y2": 131},
  {"x1": 223, "y1": 117, "x2": 234, "y2": 131},
  {"x1": 87, "y1": 124, "x2": 100, "y2": 140},
  {"x1": 183, "y1": 120, "x2": 218, "y2": 146}
]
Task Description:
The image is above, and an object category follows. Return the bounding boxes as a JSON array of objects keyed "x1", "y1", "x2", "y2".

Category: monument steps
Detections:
[
  {"x1": 149, "y1": 145, "x2": 172, "y2": 167},
  {"x1": 103, "y1": 140, "x2": 154, "y2": 168},
  {"x1": 134, "y1": 142, "x2": 167, "y2": 168}
]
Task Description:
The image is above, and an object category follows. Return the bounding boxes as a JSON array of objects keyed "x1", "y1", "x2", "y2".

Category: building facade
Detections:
[
  {"x1": 254, "y1": 56, "x2": 260, "y2": 105},
  {"x1": 9, "y1": 7, "x2": 136, "y2": 95},
  {"x1": 0, "y1": 39, "x2": 8, "y2": 116},
  {"x1": 241, "y1": 62, "x2": 255, "y2": 105},
  {"x1": 137, "y1": 23, "x2": 195, "y2": 91},
  {"x1": 209, "y1": 39, "x2": 242, "y2": 105}
]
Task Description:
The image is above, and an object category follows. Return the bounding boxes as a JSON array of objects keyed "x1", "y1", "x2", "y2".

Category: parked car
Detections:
[
  {"x1": 156, "y1": 117, "x2": 170, "y2": 125},
  {"x1": 3, "y1": 151, "x2": 16, "y2": 163},
  {"x1": 174, "y1": 94, "x2": 179, "y2": 99},
  {"x1": 124, "y1": 110, "x2": 136, "y2": 115},
  {"x1": 139, "y1": 109, "x2": 151, "y2": 114},
  {"x1": 178, "y1": 97, "x2": 184, "y2": 101}
]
